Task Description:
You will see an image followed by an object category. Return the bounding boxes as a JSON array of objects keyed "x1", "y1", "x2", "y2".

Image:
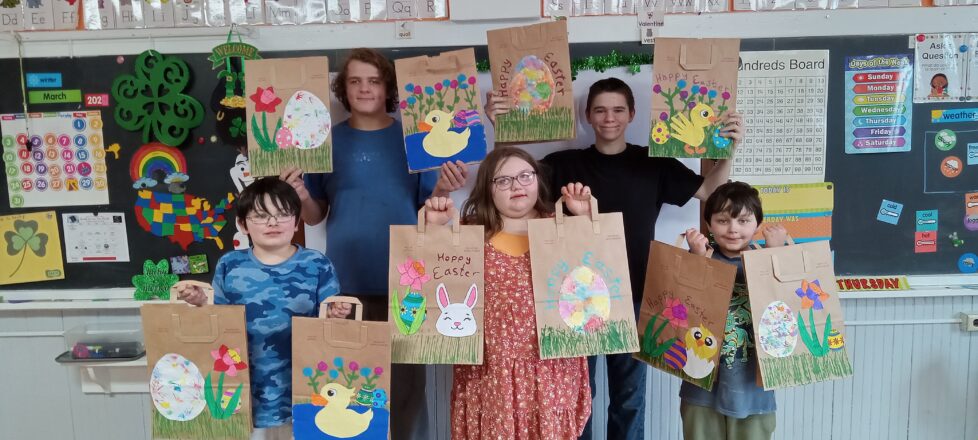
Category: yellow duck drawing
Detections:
[
  {"x1": 418, "y1": 110, "x2": 471, "y2": 158},
  {"x1": 650, "y1": 102, "x2": 717, "y2": 155},
  {"x1": 311, "y1": 383, "x2": 373, "y2": 438},
  {"x1": 682, "y1": 326, "x2": 718, "y2": 379}
]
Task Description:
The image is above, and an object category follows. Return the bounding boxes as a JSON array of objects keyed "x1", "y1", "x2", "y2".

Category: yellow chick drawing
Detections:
[
  {"x1": 650, "y1": 102, "x2": 717, "y2": 155},
  {"x1": 418, "y1": 110, "x2": 471, "y2": 158},
  {"x1": 312, "y1": 383, "x2": 373, "y2": 438},
  {"x1": 682, "y1": 326, "x2": 718, "y2": 379}
]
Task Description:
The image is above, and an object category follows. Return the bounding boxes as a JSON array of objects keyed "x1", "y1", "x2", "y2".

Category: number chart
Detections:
[
  {"x1": 731, "y1": 50, "x2": 830, "y2": 185},
  {"x1": 1, "y1": 111, "x2": 110, "y2": 208}
]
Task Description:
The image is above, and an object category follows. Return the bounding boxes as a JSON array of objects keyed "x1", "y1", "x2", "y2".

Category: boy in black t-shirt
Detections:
[{"x1": 482, "y1": 78, "x2": 744, "y2": 440}]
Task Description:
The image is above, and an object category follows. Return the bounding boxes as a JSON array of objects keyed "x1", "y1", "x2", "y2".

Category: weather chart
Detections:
[
  {"x1": 730, "y1": 50, "x2": 830, "y2": 185},
  {"x1": 1, "y1": 111, "x2": 110, "y2": 208}
]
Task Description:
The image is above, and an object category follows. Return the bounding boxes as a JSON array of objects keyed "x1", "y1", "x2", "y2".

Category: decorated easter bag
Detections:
[
  {"x1": 394, "y1": 48, "x2": 488, "y2": 173},
  {"x1": 635, "y1": 236, "x2": 736, "y2": 391},
  {"x1": 487, "y1": 20, "x2": 575, "y2": 142},
  {"x1": 388, "y1": 207, "x2": 485, "y2": 364},
  {"x1": 141, "y1": 290, "x2": 252, "y2": 440},
  {"x1": 650, "y1": 38, "x2": 740, "y2": 159},
  {"x1": 527, "y1": 196, "x2": 640, "y2": 360},
  {"x1": 742, "y1": 238, "x2": 853, "y2": 390},
  {"x1": 244, "y1": 56, "x2": 333, "y2": 177},
  {"x1": 292, "y1": 296, "x2": 392, "y2": 440}
]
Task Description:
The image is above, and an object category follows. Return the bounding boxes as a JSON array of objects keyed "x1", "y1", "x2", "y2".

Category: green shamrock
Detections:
[
  {"x1": 4, "y1": 220, "x2": 48, "y2": 278},
  {"x1": 132, "y1": 259, "x2": 179, "y2": 300},
  {"x1": 229, "y1": 117, "x2": 245, "y2": 138},
  {"x1": 112, "y1": 50, "x2": 205, "y2": 147}
]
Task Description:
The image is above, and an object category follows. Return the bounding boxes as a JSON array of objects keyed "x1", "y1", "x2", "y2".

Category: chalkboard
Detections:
[{"x1": 0, "y1": 37, "x2": 971, "y2": 291}]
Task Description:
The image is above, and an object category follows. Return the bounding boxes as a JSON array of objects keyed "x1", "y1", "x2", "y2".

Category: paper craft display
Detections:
[
  {"x1": 752, "y1": 183, "x2": 833, "y2": 244},
  {"x1": 227, "y1": 0, "x2": 264, "y2": 24},
  {"x1": 742, "y1": 239, "x2": 853, "y2": 390},
  {"x1": 112, "y1": 50, "x2": 204, "y2": 147},
  {"x1": 0, "y1": 210, "x2": 64, "y2": 286},
  {"x1": 141, "y1": 302, "x2": 252, "y2": 439},
  {"x1": 388, "y1": 208, "x2": 484, "y2": 364},
  {"x1": 528, "y1": 197, "x2": 640, "y2": 359},
  {"x1": 650, "y1": 38, "x2": 739, "y2": 159},
  {"x1": 487, "y1": 21, "x2": 574, "y2": 143},
  {"x1": 229, "y1": 153, "x2": 254, "y2": 250},
  {"x1": 730, "y1": 50, "x2": 829, "y2": 184},
  {"x1": 22, "y1": 0, "x2": 54, "y2": 31},
  {"x1": 114, "y1": 0, "x2": 144, "y2": 28},
  {"x1": 0, "y1": 0, "x2": 23, "y2": 31},
  {"x1": 245, "y1": 56, "x2": 333, "y2": 177},
  {"x1": 1, "y1": 111, "x2": 110, "y2": 208},
  {"x1": 142, "y1": 0, "x2": 174, "y2": 28},
  {"x1": 395, "y1": 48, "x2": 487, "y2": 172},
  {"x1": 171, "y1": 255, "x2": 191, "y2": 275},
  {"x1": 211, "y1": 37, "x2": 261, "y2": 148},
  {"x1": 62, "y1": 212, "x2": 130, "y2": 263},
  {"x1": 264, "y1": 0, "x2": 302, "y2": 24},
  {"x1": 636, "y1": 238, "x2": 736, "y2": 391},
  {"x1": 292, "y1": 297, "x2": 392, "y2": 440},
  {"x1": 914, "y1": 34, "x2": 966, "y2": 103},
  {"x1": 52, "y1": 0, "x2": 80, "y2": 30},
  {"x1": 172, "y1": 0, "x2": 203, "y2": 26},
  {"x1": 845, "y1": 54, "x2": 913, "y2": 154},
  {"x1": 133, "y1": 259, "x2": 179, "y2": 300},
  {"x1": 130, "y1": 143, "x2": 234, "y2": 250}
]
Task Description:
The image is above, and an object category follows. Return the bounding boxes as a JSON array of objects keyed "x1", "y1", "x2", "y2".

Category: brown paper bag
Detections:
[
  {"x1": 634, "y1": 237, "x2": 736, "y2": 391},
  {"x1": 527, "y1": 196, "x2": 640, "y2": 360},
  {"x1": 742, "y1": 238, "x2": 853, "y2": 390},
  {"x1": 649, "y1": 38, "x2": 740, "y2": 159},
  {"x1": 388, "y1": 207, "x2": 485, "y2": 364},
  {"x1": 291, "y1": 296, "x2": 391, "y2": 440},
  {"x1": 244, "y1": 56, "x2": 333, "y2": 177},
  {"x1": 487, "y1": 21, "x2": 575, "y2": 142},
  {"x1": 141, "y1": 295, "x2": 252, "y2": 440},
  {"x1": 394, "y1": 48, "x2": 488, "y2": 173}
]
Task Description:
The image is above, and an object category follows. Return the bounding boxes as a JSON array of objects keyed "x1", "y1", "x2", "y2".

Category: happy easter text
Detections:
[
  {"x1": 432, "y1": 253, "x2": 480, "y2": 280},
  {"x1": 497, "y1": 52, "x2": 567, "y2": 99}
]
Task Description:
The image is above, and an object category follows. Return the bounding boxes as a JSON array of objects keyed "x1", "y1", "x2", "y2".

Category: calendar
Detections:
[
  {"x1": 731, "y1": 50, "x2": 830, "y2": 184},
  {"x1": 1, "y1": 111, "x2": 110, "y2": 208}
]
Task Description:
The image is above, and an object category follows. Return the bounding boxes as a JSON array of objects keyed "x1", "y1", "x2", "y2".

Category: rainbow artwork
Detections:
[{"x1": 129, "y1": 143, "x2": 234, "y2": 250}]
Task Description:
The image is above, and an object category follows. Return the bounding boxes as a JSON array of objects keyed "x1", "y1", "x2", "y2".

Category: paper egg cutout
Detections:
[
  {"x1": 827, "y1": 329, "x2": 845, "y2": 351},
  {"x1": 663, "y1": 339, "x2": 687, "y2": 370},
  {"x1": 274, "y1": 126, "x2": 295, "y2": 150},
  {"x1": 558, "y1": 266, "x2": 611, "y2": 333},
  {"x1": 758, "y1": 300, "x2": 799, "y2": 358},
  {"x1": 281, "y1": 90, "x2": 331, "y2": 150},
  {"x1": 220, "y1": 389, "x2": 244, "y2": 414},
  {"x1": 510, "y1": 55, "x2": 556, "y2": 113},
  {"x1": 149, "y1": 353, "x2": 207, "y2": 421},
  {"x1": 712, "y1": 128, "x2": 732, "y2": 149}
]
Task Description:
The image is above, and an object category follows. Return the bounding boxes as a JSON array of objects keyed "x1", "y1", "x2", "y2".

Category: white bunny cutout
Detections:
[{"x1": 435, "y1": 283, "x2": 479, "y2": 338}]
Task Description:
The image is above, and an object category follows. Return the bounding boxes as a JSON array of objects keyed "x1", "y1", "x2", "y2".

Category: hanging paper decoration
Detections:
[
  {"x1": 210, "y1": 31, "x2": 262, "y2": 148},
  {"x1": 130, "y1": 143, "x2": 234, "y2": 250},
  {"x1": 112, "y1": 50, "x2": 205, "y2": 147}
]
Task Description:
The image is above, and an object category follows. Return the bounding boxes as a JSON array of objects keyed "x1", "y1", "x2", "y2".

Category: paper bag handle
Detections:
[
  {"x1": 769, "y1": 235, "x2": 814, "y2": 282},
  {"x1": 417, "y1": 206, "x2": 462, "y2": 246},
  {"x1": 421, "y1": 53, "x2": 463, "y2": 74},
  {"x1": 322, "y1": 321, "x2": 372, "y2": 350},
  {"x1": 554, "y1": 195, "x2": 600, "y2": 238},
  {"x1": 674, "y1": 233, "x2": 714, "y2": 258},
  {"x1": 679, "y1": 43, "x2": 720, "y2": 71},
  {"x1": 268, "y1": 62, "x2": 308, "y2": 89},
  {"x1": 319, "y1": 296, "x2": 364, "y2": 320},
  {"x1": 169, "y1": 280, "x2": 215, "y2": 305},
  {"x1": 170, "y1": 313, "x2": 220, "y2": 344}
]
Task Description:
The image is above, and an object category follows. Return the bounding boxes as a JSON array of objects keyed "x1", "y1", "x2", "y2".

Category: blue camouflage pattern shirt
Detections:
[{"x1": 213, "y1": 245, "x2": 340, "y2": 428}]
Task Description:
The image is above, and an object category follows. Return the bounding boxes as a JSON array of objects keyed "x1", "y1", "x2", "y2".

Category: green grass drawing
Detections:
[
  {"x1": 648, "y1": 128, "x2": 733, "y2": 160},
  {"x1": 759, "y1": 348, "x2": 853, "y2": 390},
  {"x1": 152, "y1": 410, "x2": 250, "y2": 440},
  {"x1": 250, "y1": 142, "x2": 333, "y2": 177},
  {"x1": 539, "y1": 319, "x2": 639, "y2": 360},
  {"x1": 495, "y1": 107, "x2": 575, "y2": 142},
  {"x1": 392, "y1": 333, "x2": 482, "y2": 365},
  {"x1": 635, "y1": 314, "x2": 715, "y2": 391}
]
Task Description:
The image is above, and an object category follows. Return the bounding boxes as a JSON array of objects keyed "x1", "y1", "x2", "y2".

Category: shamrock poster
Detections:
[
  {"x1": 1, "y1": 210, "x2": 64, "y2": 285},
  {"x1": 244, "y1": 57, "x2": 333, "y2": 177}
]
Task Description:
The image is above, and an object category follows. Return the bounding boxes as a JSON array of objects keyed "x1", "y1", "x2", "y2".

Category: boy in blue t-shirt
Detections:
[
  {"x1": 681, "y1": 182, "x2": 786, "y2": 440},
  {"x1": 176, "y1": 177, "x2": 340, "y2": 438}
]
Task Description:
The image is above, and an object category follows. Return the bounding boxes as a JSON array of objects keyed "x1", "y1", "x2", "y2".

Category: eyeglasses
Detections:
[
  {"x1": 246, "y1": 213, "x2": 295, "y2": 225},
  {"x1": 491, "y1": 171, "x2": 536, "y2": 190}
]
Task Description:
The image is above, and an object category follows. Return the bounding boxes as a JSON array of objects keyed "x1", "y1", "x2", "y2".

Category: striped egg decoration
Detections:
[
  {"x1": 453, "y1": 109, "x2": 482, "y2": 128},
  {"x1": 662, "y1": 339, "x2": 687, "y2": 370}
]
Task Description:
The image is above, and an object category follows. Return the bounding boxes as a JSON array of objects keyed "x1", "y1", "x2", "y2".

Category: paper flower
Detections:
[
  {"x1": 796, "y1": 279, "x2": 829, "y2": 310},
  {"x1": 250, "y1": 86, "x2": 282, "y2": 113},
  {"x1": 661, "y1": 297, "x2": 688, "y2": 329},
  {"x1": 397, "y1": 258, "x2": 431, "y2": 291},
  {"x1": 211, "y1": 345, "x2": 248, "y2": 377}
]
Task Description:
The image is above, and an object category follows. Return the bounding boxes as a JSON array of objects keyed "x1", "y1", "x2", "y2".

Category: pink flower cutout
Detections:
[
  {"x1": 397, "y1": 258, "x2": 430, "y2": 291},
  {"x1": 211, "y1": 345, "x2": 248, "y2": 377},
  {"x1": 661, "y1": 297, "x2": 688, "y2": 329}
]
